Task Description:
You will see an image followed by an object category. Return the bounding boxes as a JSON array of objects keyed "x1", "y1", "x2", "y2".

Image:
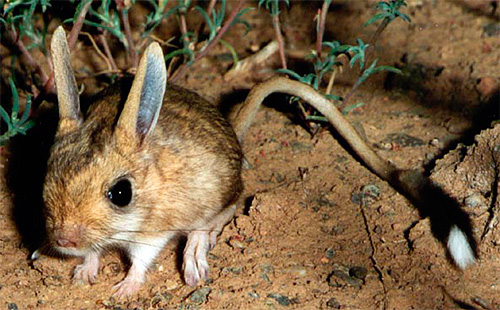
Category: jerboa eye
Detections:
[{"x1": 107, "y1": 179, "x2": 132, "y2": 207}]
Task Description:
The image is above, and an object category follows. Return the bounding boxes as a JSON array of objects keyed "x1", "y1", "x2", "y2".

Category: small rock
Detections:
[
  {"x1": 150, "y1": 292, "x2": 173, "y2": 307},
  {"x1": 382, "y1": 133, "x2": 425, "y2": 147},
  {"x1": 362, "y1": 184, "x2": 380, "y2": 199},
  {"x1": 464, "y1": 193, "x2": 484, "y2": 208},
  {"x1": 287, "y1": 265, "x2": 307, "y2": 277},
  {"x1": 328, "y1": 269, "x2": 363, "y2": 288},
  {"x1": 483, "y1": 23, "x2": 500, "y2": 37},
  {"x1": 8, "y1": 303, "x2": 18, "y2": 310},
  {"x1": 446, "y1": 119, "x2": 470, "y2": 134},
  {"x1": 326, "y1": 297, "x2": 341, "y2": 309},
  {"x1": 223, "y1": 266, "x2": 242, "y2": 275},
  {"x1": 248, "y1": 291, "x2": 260, "y2": 298},
  {"x1": 325, "y1": 248, "x2": 335, "y2": 258},
  {"x1": 351, "y1": 192, "x2": 363, "y2": 205},
  {"x1": 374, "y1": 141, "x2": 393, "y2": 150},
  {"x1": 229, "y1": 238, "x2": 246, "y2": 250},
  {"x1": 104, "y1": 262, "x2": 122, "y2": 277},
  {"x1": 267, "y1": 293, "x2": 291, "y2": 306},
  {"x1": 189, "y1": 287, "x2": 212, "y2": 305},
  {"x1": 349, "y1": 266, "x2": 368, "y2": 281},
  {"x1": 430, "y1": 138, "x2": 441, "y2": 147}
]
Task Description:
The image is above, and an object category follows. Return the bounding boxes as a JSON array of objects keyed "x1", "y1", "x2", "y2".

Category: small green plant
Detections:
[
  {"x1": 277, "y1": 0, "x2": 408, "y2": 118},
  {"x1": 80, "y1": 0, "x2": 127, "y2": 48},
  {"x1": 0, "y1": 0, "x2": 251, "y2": 145},
  {"x1": 365, "y1": 0, "x2": 411, "y2": 27},
  {"x1": 0, "y1": 78, "x2": 35, "y2": 145},
  {"x1": 1, "y1": 0, "x2": 50, "y2": 53},
  {"x1": 259, "y1": 0, "x2": 289, "y2": 69},
  {"x1": 365, "y1": 0, "x2": 411, "y2": 47}
]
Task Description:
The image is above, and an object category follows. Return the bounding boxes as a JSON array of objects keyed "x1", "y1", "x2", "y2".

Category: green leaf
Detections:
[
  {"x1": 195, "y1": 6, "x2": 215, "y2": 36},
  {"x1": 306, "y1": 115, "x2": 328, "y2": 122},
  {"x1": 342, "y1": 102, "x2": 365, "y2": 114},
  {"x1": 8, "y1": 77, "x2": 19, "y2": 117},
  {"x1": 19, "y1": 95, "x2": 32, "y2": 124},
  {"x1": 164, "y1": 47, "x2": 193, "y2": 61},
  {"x1": 276, "y1": 69, "x2": 303, "y2": 80},
  {"x1": 324, "y1": 94, "x2": 342, "y2": 101},
  {"x1": 0, "y1": 106, "x2": 12, "y2": 132},
  {"x1": 365, "y1": 12, "x2": 389, "y2": 26},
  {"x1": 220, "y1": 39, "x2": 239, "y2": 70}
]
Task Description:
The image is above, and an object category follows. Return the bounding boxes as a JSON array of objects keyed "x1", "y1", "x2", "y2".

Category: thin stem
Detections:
[
  {"x1": 121, "y1": 9, "x2": 139, "y2": 68},
  {"x1": 196, "y1": 0, "x2": 217, "y2": 38},
  {"x1": 340, "y1": 18, "x2": 390, "y2": 111},
  {"x1": 368, "y1": 17, "x2": 390, "y2": 47},
  {"x1": 340, "y1": 76, "x2": 363, "y2": 111},
  {"x1": 99, "y1": 32, "x2": 119, "y2": 72},
  {"x1": 170, "y1": 0, "x2": 246, "y2": 82},
  {"x1": 5, "y1": 29, "x2": 49, "y2": 86},
  {"x1": 33, "y1": 0, "x2": 93, "y2": 111},
  {"x1": 81, "y1": 31, "x2": 113, "y2": 73},
  {"x1": 67, "y1": 0, "x2": 93, "y2": 51},
  {"x1": 179, "y1": 11, "x2": 191, "y2": 50},
  {"x1": 365, "y1": 17, "x2": 390, "y2": 68},
  {"x1": 325, "y1": 65, "x2": 340, "y2": 95},
  {"x1": 315, "y1": 0, "x2": 331, "y2": 60},
  {"x1": 272, "y1": 14, "x2": 287, "y2": 70}
]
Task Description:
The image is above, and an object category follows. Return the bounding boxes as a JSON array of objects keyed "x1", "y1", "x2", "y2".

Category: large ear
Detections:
[
  {"x1": 51, "y1": 26, "x2": 82, "y2": 133},
  {"x1": 116, "y1": 42, "x2": 167, "y2": 146}
]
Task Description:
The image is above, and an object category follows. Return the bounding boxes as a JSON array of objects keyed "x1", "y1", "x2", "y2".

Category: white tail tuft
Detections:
[{"x1": 447, "y1": 225, "x2": 475, "y2": 269}]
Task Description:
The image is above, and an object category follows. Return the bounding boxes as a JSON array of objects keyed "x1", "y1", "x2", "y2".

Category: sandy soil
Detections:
[{"x1": 1, "y1": 1, "x2": 499, "y2": 309}]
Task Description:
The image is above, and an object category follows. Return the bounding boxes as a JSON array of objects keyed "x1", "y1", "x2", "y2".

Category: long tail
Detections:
[{"x1": 234, "y1": 77, "x2": 477, "y2": 269}]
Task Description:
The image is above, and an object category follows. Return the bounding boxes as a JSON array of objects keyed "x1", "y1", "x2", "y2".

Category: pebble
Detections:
[
  {"x1": 464, "y1": 193, "x2": 484, "y2": 208},
  {"x1": 248, "y1": 291, "x2": 260, "y2": 298},
  {"x1": 446, "y1": 119, "x2": 469, "y2": 134},
  {"x1": 287, "y1": 265, "x2": 307, "y2": 277},
  {"x1": 150, "y1": 291, "x2": 173, "y2": 307},
  {"x1": 326, "y1": 297, "x2": 341, "y2": 309},
  {"x1": 382, "y1": 133, "x2": 425, "y2": 147},
  {"x1": 349, "y1": 266, "x2": 368, "y2": 281},
  {"x1": 267, "y1": 293, "x2": 292, "y2": 306},
  {"x1": 229, "y1": 238, "x2": 246, "y2": 250},
  {"x1": 362, "y1": 184, "x2": 380, "y2": 199},
  {"x1": 104, "y1": 262, "x2": 122, "y2": 277},
  {"x1": 483, "y1": 23, "x2": 500, "y2": 37},
  {"x1": 325, "y1": 248, "x2": 335, "y2": 259},
  {"x1": 189, "y1": 287, "x2": 212, "y2": 305},
  {"x1": 351, "y1": 192, "x2": 363, "y2": 205},
  {"x1": 430, "y1": 138, "x2": 441, "y2": 147},
  {"x1": 8, "y1": 303, "x2": 18, "y2": 310},
  {"x1": 223, "y1": 266, "x2": 243, "y2": 274},
  {"x1": 328, "y1": 268, "x2": 363, "y2": 288},
  {"x1": 374, "y1": 141, "x2": 393, "y2": 150}
]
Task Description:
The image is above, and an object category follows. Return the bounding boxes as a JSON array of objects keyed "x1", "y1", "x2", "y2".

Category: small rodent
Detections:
[{"x1": 41, "y1": 26, "x2": 475, "y2": 297}]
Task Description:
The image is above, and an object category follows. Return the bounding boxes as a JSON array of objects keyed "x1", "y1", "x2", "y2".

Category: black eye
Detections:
[{"x1": 107, "y1": 179, "x2": 132, "y2": 207}]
